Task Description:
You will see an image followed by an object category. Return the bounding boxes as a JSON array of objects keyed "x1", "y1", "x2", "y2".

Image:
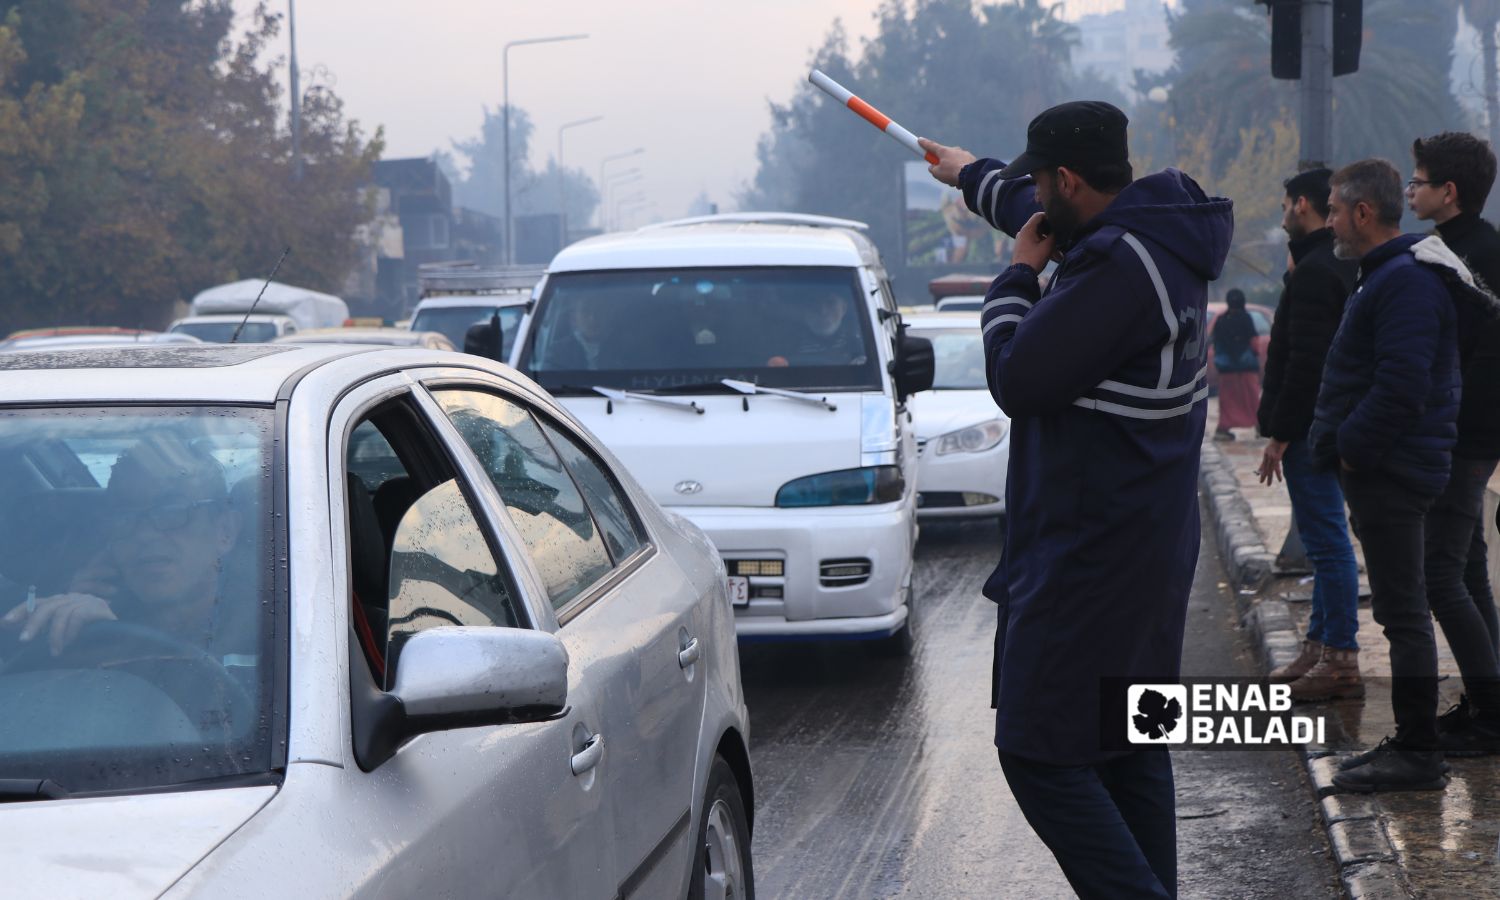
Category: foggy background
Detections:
[{"x1": 3, "y1": 0, "x2": 1500, "y2": 328}]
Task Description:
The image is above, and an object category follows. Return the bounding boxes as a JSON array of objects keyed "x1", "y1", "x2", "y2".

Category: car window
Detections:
[
  {"x1": 536, "y1": 419, "x2": 646, "y2": 562},
  {"x1": 432, "y1": 390, "x2": 614, "y2": 611},
  {"x1": 344, "y1": 402, "x2": 520, "y2": 689},
  {"x1": 0, "y1": 405, "x2": 278, "y2": 796},
  {"x1": 518, "y1": 266, "x2": 883, "y2": 394},
  {"x1": 1250, "y1": 311, "x2": 1270, "y2": 335}
]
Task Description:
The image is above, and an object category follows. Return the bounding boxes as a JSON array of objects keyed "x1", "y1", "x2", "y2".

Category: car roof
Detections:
[
  {"x1": 1, "y1": 333, "x2": 203, "y2": 351},
  {"x1": 548, "y1": 221, "x2": 881, "y2": 273},
  {"x1": 413, "y1": 294, "x2": 531, "y2": 311},
  {"x1": 172, "y1": 314, "x2": 292, "y2": 324},
  {"x1": 4, "y1": 326, "x2": 152, "y2": 341},
  {"x1": 903, "y1": 311, "x2": 982, "y2": 331},
  {"x1": 0, "y1": 343, "x2": 498, "y2": 404},
  {"x1": 277, "y1": 327, "x2": 441, "y2": 345}
]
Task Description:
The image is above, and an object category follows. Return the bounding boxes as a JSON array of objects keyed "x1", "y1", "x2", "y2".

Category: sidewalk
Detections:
[{"x1": 1200, "y1": 401, "x2": 1500, "y2": 899}]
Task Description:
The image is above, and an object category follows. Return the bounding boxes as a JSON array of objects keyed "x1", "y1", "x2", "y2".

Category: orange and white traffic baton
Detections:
[{"x1": 809, "y1": 69, "x2": 940, "y2": 165}]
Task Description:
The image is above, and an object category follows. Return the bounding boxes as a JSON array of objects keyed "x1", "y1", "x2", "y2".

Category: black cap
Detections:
[{"x1": 999, "y1": 101, "x2": 1130, "y2": 180}]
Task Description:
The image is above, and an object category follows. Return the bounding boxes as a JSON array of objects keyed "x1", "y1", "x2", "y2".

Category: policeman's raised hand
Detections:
[
  {"x1": 1012, "y1": 212, "x2": 1056, "y2": 272},
  {"x1": 919, "y1": 138, "x2": 976, "y2": 187}
]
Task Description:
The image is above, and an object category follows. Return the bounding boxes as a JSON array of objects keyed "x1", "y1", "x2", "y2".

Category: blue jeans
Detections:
[{"x1": 1282, "y1": 439, "x2": 1360, "y2": 650}]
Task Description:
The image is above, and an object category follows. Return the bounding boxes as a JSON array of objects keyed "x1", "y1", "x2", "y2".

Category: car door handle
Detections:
[
  {"x1": 678, "y1": 636, "x2": 701, "y2": 668},
  {"x1": 570, "y1": 733, "x2": 604, "y2": 776}
]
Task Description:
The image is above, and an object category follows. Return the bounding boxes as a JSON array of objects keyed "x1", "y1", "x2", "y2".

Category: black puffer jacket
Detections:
[
  {"x1": 1308, "y1": 234, "x2": 1460, "y2": 495},
  {"x1": 1435, "y1": 213, "x2": 1500, "y2": 460},
  {"x1": 1257, "y1": 229, "x2": 1358, "y2": 442}
]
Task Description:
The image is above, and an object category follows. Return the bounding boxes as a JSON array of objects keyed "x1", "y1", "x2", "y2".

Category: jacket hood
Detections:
[
  {"x1": 1089, "y1": 168, "x2": 1235, "y2": 281},
  {"x1": 1412, "y1": 234, "x2": 1476, "y2": 286}
]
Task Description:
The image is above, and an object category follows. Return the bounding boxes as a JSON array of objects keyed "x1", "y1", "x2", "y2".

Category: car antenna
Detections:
[{"x1": 230, "y1": 247, "x2": 292, "y2": 343}]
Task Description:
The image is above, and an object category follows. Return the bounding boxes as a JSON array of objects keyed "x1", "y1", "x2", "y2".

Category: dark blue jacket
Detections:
[
  {"x1": 1308, "y1": 234, "x2": 1460, "y2": 495},
  {"x1": 960, "y1": 159, "x2": 1233, "y2": 764}
]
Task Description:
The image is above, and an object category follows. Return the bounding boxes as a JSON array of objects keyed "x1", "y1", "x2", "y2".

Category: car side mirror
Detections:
[
  {"x1": 351, "y1": 626, "x2": 569, "y2": 771},
  {"x1": 463, "y1": 312, "x2": 505, "y2": 362},
  {"x1": 894, "y1": 332, "x2": 934, "y2": 400}
]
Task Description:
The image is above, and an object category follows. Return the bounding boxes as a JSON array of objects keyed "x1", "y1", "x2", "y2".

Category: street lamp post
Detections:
[
  {"x1": 603, "y1": 169, "x2": 642, "y2": 231},
  {"x1": 598, "y1": 148, "x2": 644, "y2": 229},
  {"x1": 503, "y1": 33, "x2": 588, "y2": 265},
  {"x1": 614, "y1": 191, "x2": 647, "y2": 230},
  {"x1": 557, "y1": 115, "x2": 603, "y2": 247},
  {"x1": 289, "y1": 0, "x2": 302, "y2": 182}
]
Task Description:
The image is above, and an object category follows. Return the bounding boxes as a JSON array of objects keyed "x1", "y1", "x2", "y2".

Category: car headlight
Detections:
[
  {"x1": 934, "y1": 420, "x2": 1008, "y2": 456},
  {"x1": 775, "y1": 466, "x2": 905, "y2": 508}
]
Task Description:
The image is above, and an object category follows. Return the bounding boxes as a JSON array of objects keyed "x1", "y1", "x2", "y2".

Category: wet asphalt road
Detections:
[{"x1": 740, "y1": 504, "x2": 1343, "y2": 899}]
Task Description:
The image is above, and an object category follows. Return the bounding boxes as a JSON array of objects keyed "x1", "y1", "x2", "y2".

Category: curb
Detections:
[
  {"x1": 1199, "y1": 443, "x2": 1276, "y2": 593},
  {"x1": 1198, "y1": 447, "x2": 1412, "y2": 900}
]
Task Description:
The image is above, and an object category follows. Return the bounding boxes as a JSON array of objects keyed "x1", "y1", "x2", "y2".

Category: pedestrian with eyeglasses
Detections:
[{"x1": 1405, "y1": 132, "x2": 1500, "y2": 756}]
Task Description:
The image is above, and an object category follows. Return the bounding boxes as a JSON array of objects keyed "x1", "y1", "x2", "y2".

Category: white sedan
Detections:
[
  {"x1": 904, "y1": 312, "x2": 1009, "y2": 520},
  {"x1": 0, "y1": 343, "x2": 754, "y2": 899}
]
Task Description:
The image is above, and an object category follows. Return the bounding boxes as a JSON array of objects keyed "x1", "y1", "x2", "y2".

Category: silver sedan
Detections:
[{"x1": 0, "y1": 343, "x2": 754, "y2": 899}]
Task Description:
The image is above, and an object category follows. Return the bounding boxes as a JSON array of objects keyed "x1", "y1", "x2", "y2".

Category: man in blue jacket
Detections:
[
  {"x1": 921, "y1": 101, "x2": 1232, "y2": 899},
  {"x1": 1309, "y1": 159, "x2": 1460, "y2": 793}
]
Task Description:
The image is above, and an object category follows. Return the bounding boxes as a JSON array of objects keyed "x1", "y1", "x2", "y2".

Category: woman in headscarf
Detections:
[{"x1": 1213, "y1": 289, "x2": 1262, "y2": 439}]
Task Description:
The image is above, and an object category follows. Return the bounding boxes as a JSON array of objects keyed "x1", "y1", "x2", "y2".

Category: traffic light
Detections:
[{"x1": 1263, "y1": 0, "x2": 1363, "y2": 80}]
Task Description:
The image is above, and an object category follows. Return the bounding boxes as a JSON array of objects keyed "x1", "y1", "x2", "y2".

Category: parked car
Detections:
[
  {"x1": 274, "y1": 326, "x2": 455, "y2": 350},
  {"x1": 903, "y1": 312, "x2": 1009, "y2": 520},
  {"x1": 0, "y1": 343, "x2": 753, "y2": 899},
  {"x1": 0, "y1": 328, "x2": 202, "y2": 352},
  {"x1": 1204, "y1": 301, "x2": 1275, "y2": 393},
  {"x1": 513, "y1": 212, "x2": 934, "y2": 651}
]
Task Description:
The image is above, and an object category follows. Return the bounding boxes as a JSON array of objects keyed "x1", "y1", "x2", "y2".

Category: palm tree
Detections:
[
  {"x1": 1160, "y1": 0, "x2": 1462, "y2": 176},
  {"x1": 1463, "y1": 0, "x2": 1500, "y2": 150}
]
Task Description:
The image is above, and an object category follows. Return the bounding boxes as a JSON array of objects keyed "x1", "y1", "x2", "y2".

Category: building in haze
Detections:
[{"x1": 1068, "y1": 0, "x2": 1175, "y2": 101}]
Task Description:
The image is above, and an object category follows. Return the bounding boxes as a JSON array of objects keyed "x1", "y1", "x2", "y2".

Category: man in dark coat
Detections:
[
  {"x1": 921, "y1": 101, "x2": 1232, "y2": 899},
  {"x1": 1310, "y1": 159, "x2": 1460, "y2": 793},
  {"x1": 1256, "y1": 168, "x2": 1363, "y2": 703},
  {"x1": 1407, "y1": 132, "x2": 1500, "y2": 754}
]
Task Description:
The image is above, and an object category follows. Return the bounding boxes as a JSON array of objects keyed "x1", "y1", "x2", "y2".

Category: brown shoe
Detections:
[
  {"x1": 1270, "y1": 639, "x2": 1323, "y2": 683},
  {"x1": 1289, "y1": 647, "x2": 1364, "y2": 701}
]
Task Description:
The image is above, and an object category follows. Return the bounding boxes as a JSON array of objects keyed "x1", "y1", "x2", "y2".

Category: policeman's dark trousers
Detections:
[
  {"x1": 998, "y1": 749, "x2": 1176, "y2": 899},
  {"x1": 1425, "y1": 457, "x2": 1500, "y2": 713},
  {"x1": 1341, "y1": 471, "x2": 1440, "y2": 748}
]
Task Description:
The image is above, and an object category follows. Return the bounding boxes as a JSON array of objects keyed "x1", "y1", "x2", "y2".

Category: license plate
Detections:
[{"x1": 726, "y1": 575, "x2": 750, "y2": 607}]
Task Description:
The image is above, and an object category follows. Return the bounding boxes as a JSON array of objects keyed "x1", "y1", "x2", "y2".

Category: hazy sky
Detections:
[{"x1": 237, "y1": 1, "x2": 1131, "y2": 225}]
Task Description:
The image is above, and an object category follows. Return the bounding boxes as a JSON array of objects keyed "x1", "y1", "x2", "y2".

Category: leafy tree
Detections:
[
  {"x1": 1153, "y1": 0, "x2": 1464, "y2": 177},
  {"x1": 1141, "y1": 0, "x2": 1469, "y2": 293},
  {"x1": 0, "y1": 0, "x2": 382, "y2": 333},
  {"x1": 445, "y1": 105, "x2": 600, "y2": 229}
]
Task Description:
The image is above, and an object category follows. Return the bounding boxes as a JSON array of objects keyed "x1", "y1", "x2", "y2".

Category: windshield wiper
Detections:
[
  {"x1": 590, "y1": 386, "x2": 704, "y2": 415},
  {"x1": 721, "y1": 379, "x2": 837, "y2": 412},
  {"x1": 0, "y1": 778, "x2": 69, "y2": 802}
]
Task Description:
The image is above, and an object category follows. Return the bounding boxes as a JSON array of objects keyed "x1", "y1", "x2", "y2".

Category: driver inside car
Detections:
[
  {"x1": 1, "y1": 436, "x2": 243, "y2": 658},
  {"x1": 771, "y1": 287, "x2": 868, "y2": 367}
]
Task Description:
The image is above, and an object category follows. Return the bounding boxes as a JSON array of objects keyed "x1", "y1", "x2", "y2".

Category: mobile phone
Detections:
[{"x1": 1036, "y1": 214, "x2": 1052, "y2": 239}]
